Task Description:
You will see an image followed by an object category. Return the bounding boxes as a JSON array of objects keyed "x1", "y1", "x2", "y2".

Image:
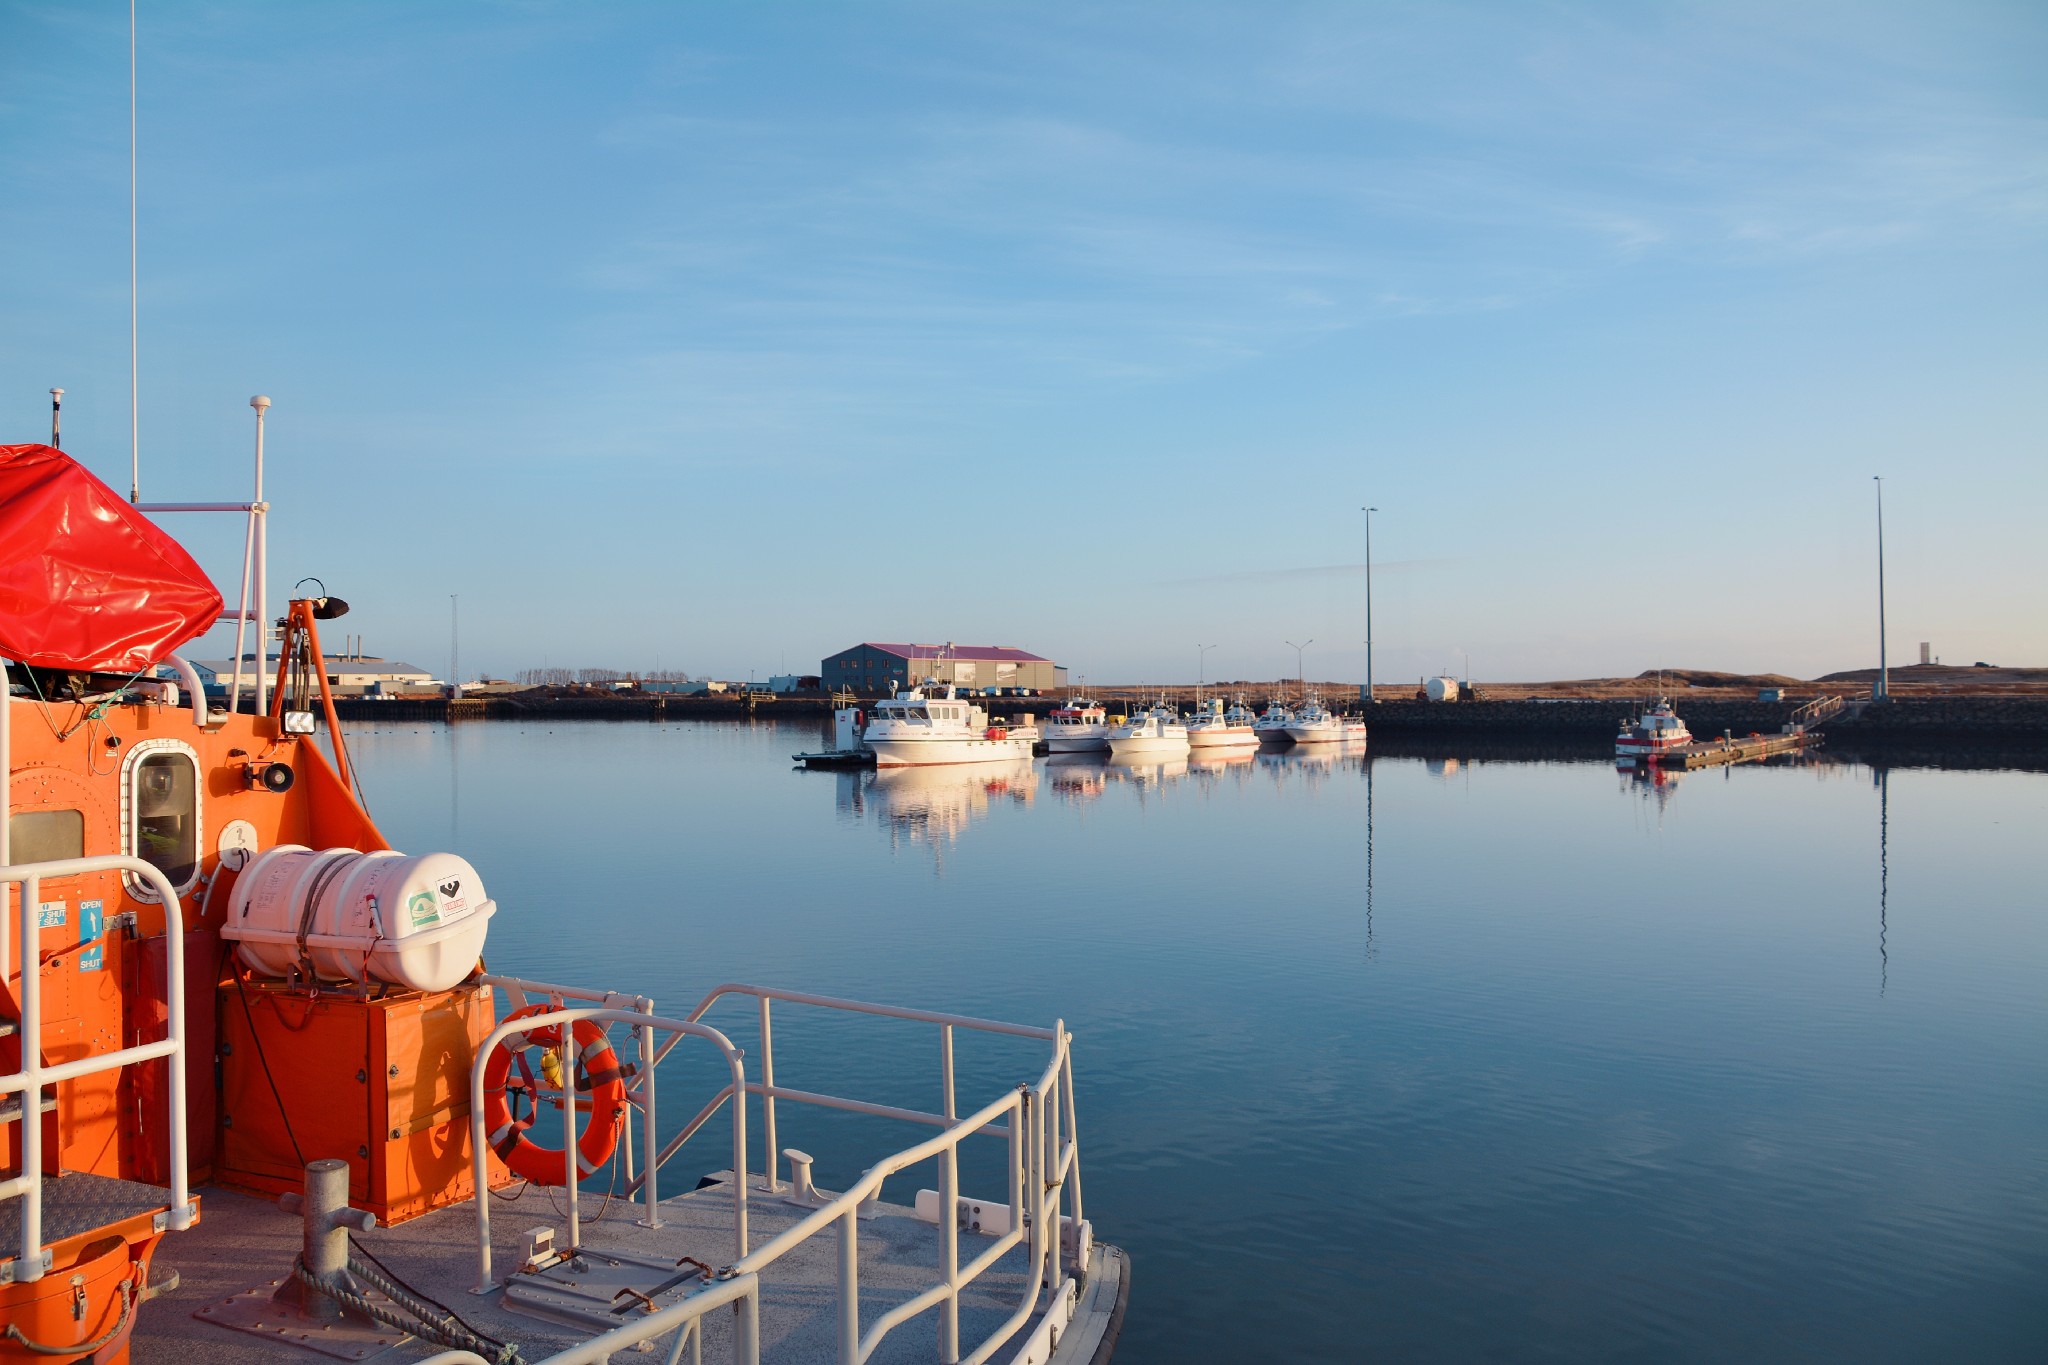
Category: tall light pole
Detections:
[
  {"x1": 1285, "y1": 639, "x2": 1313, "y2": 699},
  {"x1": 1197, "y1": 643, "x2": 1216, "y2": 707},
  {"x1": 1362, "y1": 506, "x2": 1378, "y2": 703},
  {"x1": 450, "y1": 594, "x2": 460, "y2": 698},
  {"x1": 1873, "y1": 476, "x2": 1888, "y2": 701}
]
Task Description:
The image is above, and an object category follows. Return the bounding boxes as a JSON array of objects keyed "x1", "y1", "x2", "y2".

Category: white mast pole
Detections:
[
  {"x1": 48, "y1": 389, "x2": 63, "y2": 448},
  {"x1": 129, "y1": 0, "x2": 139, "y2": 501},
  {"x1": 252, "y1": 396, "x2": 270, "y2": 715}
]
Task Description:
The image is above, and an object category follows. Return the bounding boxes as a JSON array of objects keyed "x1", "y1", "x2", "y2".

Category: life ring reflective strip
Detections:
[{"x1": 480, "y1": 1004, "x2": 627, "y2": 1185}]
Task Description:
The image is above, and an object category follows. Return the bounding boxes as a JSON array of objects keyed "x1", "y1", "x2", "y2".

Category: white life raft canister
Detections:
[{"x1": 223, "y1": 845, "x2": 494, "y2": 993}]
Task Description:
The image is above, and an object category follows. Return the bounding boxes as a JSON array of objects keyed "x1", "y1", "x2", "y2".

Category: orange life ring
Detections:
[{"x1": 481, "y1": 1004, "x2": 627, "y2": 1186}]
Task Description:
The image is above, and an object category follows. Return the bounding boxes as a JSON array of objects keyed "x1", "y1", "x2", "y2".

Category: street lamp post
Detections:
[
  {"x1": 1362, "y1": 506, "x2": 1378, "y2": 703},
  {"x1": 1873, "y1": 476, "x2": 1888, "y2": 701},
  {"x1": 1285, "y1": 639, "x2": 1313, "y2": 700},
  {"x1": 1197, "y1": 643, "x2": 1216, "y2": 708}
]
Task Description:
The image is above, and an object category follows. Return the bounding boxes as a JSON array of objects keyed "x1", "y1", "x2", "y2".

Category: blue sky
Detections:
[{"x1": 4, "y1": 1, "x2": 2043, "y2": 684}]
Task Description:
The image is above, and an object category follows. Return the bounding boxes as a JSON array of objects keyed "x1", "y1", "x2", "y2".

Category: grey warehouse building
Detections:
[{"x1": 822, "y1": 643, "x2": 1062, "y2": 695}]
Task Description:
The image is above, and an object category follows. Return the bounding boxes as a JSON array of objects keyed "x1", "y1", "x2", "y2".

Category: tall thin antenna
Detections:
[
  {"x1": 1362, "y1": 505, "x2": 1377, "y2": 703},
  {"x1": 129, "y1": 0, "x2": 139, "y2": 501},
  {"x1": 48, "y1": 388, "x2": 63, "y2": 448},
  {"x1": 1873, "y1": 476, "x2": 1888, "y2": 701}
]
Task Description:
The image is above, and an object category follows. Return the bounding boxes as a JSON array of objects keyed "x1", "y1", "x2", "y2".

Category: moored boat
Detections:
[
  {"x1": 1253, "y1": 701, "x2": 1296, "y2": 745},
  {"x1": 1615, "y1": 695, "x2": 1693, "y2": 760},
  {"x1": 1105, "y1": 703, "x2": 1190, "y2": 758},
  {"x1": 1284, "y1": 692, "x2": 1343, "y2": 744},
  {"x1": 863, "y1": 683, "x2": 1038, "y2": 767},
  {"x1": 1185, "y1": 697, "x2": 1259, "y2": 750},
  {"x1": 1043, "y1": 699, "x2": 1110, "y2": 752},
  {"x1": 1, "y1": 437, "x2": 1124, "y2": 1365}
]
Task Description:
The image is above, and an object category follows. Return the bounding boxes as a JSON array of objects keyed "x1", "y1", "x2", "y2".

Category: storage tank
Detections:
[
  {"x1": 1424, "y1": 676, "x2": 1461, "y2": 703},
  {"x1": 222, "y1": 845, "x2": 495, "y2": 993}
]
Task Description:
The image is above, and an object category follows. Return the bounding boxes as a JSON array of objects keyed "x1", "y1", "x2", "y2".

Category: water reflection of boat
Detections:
[
  {"x1": 1618, "y1": 755, "x2": 1685, "y2": 815},
  {"x1": 1045, "y1": 751, "x2": 1109, "y2": 801},
  {"x1": 1103, "y1": 755, "x2": 1190, "y2": 786},
  {"x1": 869, "y1": 758, "x2": 1037, "y2": 834},
  {"x1": 1265, "y1": 746, "x2": 1338, "y2": 775},
  {"x1": 1188, "y1": 748, "x2": 1257, "y2": 770}
]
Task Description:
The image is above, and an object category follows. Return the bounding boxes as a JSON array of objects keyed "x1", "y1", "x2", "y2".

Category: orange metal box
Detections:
[{"x1": 217, "y1": 978, "x2": 510, "y2": 1224}]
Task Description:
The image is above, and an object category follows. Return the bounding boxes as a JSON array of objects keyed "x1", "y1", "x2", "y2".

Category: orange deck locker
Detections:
[{"x1": 217, "y1": 978, "x2": 510, "y2": 1224}]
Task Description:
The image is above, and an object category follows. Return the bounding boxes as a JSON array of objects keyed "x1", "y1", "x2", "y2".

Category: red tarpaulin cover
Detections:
[{"x1": 0, "y1": 443, "x2": 223, "y2": 673}]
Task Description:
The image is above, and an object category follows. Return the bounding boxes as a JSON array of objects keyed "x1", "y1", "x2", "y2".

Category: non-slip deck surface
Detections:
[
  {"x1": 0, "y1": 1170, "x2": 176, "y2": 1252},
  {"x1": 133, "y1": 1175, "x2": 1060, "y2": 1364}
]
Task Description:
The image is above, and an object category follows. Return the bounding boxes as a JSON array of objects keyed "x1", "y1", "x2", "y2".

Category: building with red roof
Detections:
[{"x1": 821, "y1": 642, "x2": 1062, "y2": 694}]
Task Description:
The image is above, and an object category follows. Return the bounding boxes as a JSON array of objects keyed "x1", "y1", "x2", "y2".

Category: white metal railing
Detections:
[
  {"x1": 1, "y1": 855, "x2": 195, "y2": 1284},
  {"x1": 469, "y1": 979, "x2": 1085, "y2": 1365},
  {"x1": 1789, "y1": 694, "x2": 1846, "y2": 731},
  {"x1": 424, "y1": 1267, "x2": 761, "y2": 1365},
  {"x1": 469, "y1": 1004, "x2": 749, "y2": 1290}
]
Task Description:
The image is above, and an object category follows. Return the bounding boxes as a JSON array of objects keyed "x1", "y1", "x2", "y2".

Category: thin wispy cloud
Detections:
[{"x1": 1166, "y1": 561, "x2": 1462, "y2": 589}]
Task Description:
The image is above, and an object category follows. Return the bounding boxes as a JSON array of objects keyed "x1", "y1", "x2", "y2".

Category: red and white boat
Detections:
[
  {"x1": 1185, "y1": 697, "x2": 1258, "y2": 750},
  {"x1": 1043, "y1": 699, "x2": 1110, "y2": 753},
  {"x1": 1615, "y1": 696, "x2": 1693, "y2": 760}
]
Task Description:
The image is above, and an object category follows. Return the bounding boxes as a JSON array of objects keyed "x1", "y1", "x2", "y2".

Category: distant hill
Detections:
[
  {"x1": 1817, "y1": 662, "x2": 2048, "y2": 686},
  {"x1": 1634, "y1": 668, "x2": 1807, "y2": 688}
]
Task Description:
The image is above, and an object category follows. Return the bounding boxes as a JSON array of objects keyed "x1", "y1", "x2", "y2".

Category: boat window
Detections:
[
  {"x1": 907, "y1": 708, "x2": 929, "y2": 722},
  {"x1": 8, "y1": 809, "x2": 84, "y2": 863},
  {"x1": 128, "y1": 747, "x2": 200, "y2": 896}
]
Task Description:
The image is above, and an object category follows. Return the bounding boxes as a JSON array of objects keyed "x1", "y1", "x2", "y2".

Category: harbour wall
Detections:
[
  {"x1": 332, "y1": 693, "x2": 2048, "y2": 743},
  {"x1": 1361, "y1": 696, "x2": 2048, "y2": 741}
]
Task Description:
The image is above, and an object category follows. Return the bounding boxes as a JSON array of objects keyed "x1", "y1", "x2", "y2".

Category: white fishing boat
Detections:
[
  {"x1": 1253, "y1": 701, "x2": 1296, "y2": 745},
  {"x1": 1105, "y1": 704, "x2": 1190, "y2": 758},
  {"x1": 1043, "y1": 699, "x2": 1110, "y2": 752},
  {"x1": 1284, "y1": 693, "x2": 1343, "y2": 744},
  {"x1": 1336, "y1": 716, "x2": 1370, "y2": 744},
  {"x1": 1185, "y1": 697, "x2": 1258, "y2": 750},
  {"x1": 864, "y1": 682, "x2": 1037, "y2": 767}
]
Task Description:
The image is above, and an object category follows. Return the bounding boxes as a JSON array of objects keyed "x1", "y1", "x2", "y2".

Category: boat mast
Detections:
[
  {"x1": 251, "y1": 395, "x2": 269, "y2": 714},
  {"x1": 129, "y1": 0, "x2": 139, "y2": 501}
]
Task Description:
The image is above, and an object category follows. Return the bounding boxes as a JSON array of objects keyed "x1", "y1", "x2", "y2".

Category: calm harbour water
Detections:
[{"x1": 348, "y1": 719, "x2": 2046, "y2": 1363}]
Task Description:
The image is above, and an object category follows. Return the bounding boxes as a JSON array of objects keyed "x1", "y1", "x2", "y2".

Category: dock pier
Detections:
[{"x1": 1655, "y1": 729, "x2": 1818, "y2": 769}]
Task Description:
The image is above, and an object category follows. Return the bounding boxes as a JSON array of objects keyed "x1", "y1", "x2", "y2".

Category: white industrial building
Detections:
[{"x1": 184, "y1": 654, "x2": 438, "y2": 699}]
